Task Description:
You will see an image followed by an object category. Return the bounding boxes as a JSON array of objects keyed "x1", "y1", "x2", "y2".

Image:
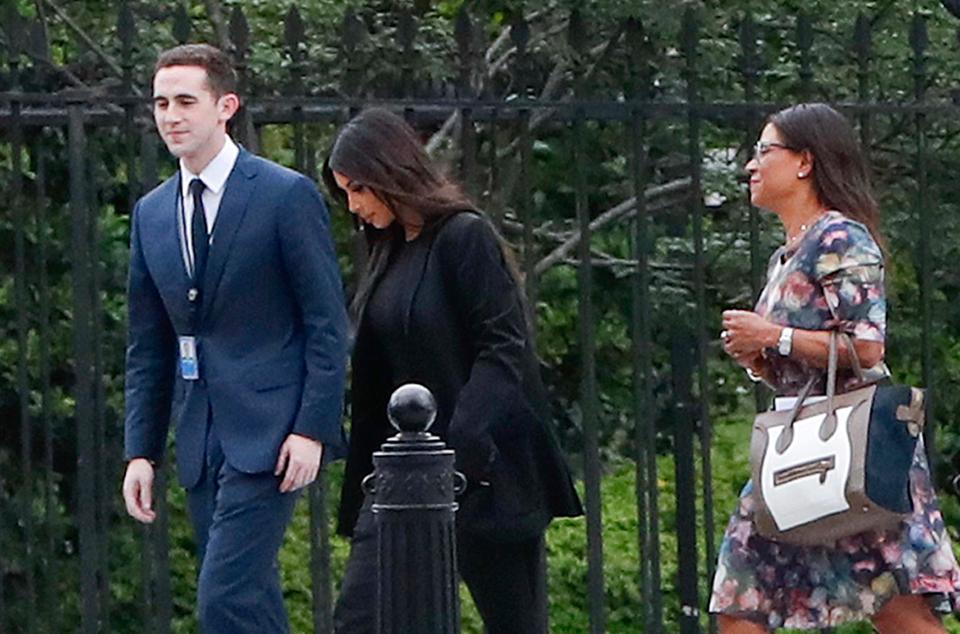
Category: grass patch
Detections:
[{"x1": 156, "y1": 422, "x2": 960, "y2": 632}]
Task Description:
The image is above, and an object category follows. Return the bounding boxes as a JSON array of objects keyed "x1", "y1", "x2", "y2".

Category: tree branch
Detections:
[
  {"x1": 25, "y1": 49, "x2": 89, "y2": 89},
  {"x1": 564, "y1": 249, "x2": 692, "y2": 272},
  {"x1": 40, "y1": 0, "x2": 127, "y2": 84},
  {"x1": 202, "y1": 0, "x2": 232, "y2": 51},
  {"x1": 425, "y1": 5, "x2": 557, "y2": 155},
  {"x1": 488, "y1": 32, "x2": 623, "y2": 209},
  {"x1": 534, "y1": 178, "x2": 692, "y2": 275}
]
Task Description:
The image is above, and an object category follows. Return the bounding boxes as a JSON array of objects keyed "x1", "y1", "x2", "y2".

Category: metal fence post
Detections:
[
  {"x1": 364, "y1": 384, "x2": 465, "y2": 634},
  {"x1": 627, "y1": 16, "x2": 664, "y2": 634},
  {"x1": 672, "y1": 322, "x2": 700, "y2": 634},
  {"x1": 69, "y1": 98, "x2": 101, "y2": 634},
  {"x1": 912, "y1": 12, "x2": 936, "y2": 469}
]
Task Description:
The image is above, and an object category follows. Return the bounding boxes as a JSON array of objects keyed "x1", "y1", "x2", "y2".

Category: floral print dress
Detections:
[{"x1": 709, "y1": 211, "x2": 960, "y2": 629}]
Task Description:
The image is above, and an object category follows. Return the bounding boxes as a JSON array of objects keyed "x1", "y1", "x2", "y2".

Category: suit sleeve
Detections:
[
  {"x1": 124, "y1": 201, "x2": 177, "y2": 463},
  {"x1": 435, "y1": 214, "x2": 528, "y2": 479},
  {"x1": 278, "y1": 176, "x2": 349, "y2": 451}
]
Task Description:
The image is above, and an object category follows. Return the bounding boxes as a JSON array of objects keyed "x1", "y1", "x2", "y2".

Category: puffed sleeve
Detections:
[{"x1": 814, "y1": 217, "x2": 886, "y2": 343}]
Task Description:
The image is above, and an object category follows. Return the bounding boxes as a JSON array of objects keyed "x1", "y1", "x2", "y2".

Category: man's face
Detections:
[{"x1": 152, "y1": 65, "x2": 237, "y2": 167}]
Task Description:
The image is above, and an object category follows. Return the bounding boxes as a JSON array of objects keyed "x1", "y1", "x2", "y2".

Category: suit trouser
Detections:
[
  {"x1": 186, "y1": 424, "x2": 300, "y2": 634},
  {"x1": 334, "y1": 499, "x2": 549, "y2": 634}
]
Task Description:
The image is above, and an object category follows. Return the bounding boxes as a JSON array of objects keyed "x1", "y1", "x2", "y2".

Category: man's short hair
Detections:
[{"x1": 155, "y1": 44, "x2": 238, "y2": 97}]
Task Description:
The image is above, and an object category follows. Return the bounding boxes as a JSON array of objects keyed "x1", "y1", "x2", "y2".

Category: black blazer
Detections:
[{"x1": 338, "y1": 211, "x2": 583, "y2": 539}]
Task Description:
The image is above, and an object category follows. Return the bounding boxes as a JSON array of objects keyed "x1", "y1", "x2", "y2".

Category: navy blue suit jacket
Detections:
[{"x1": 124, "y1": 148, "x2": 349, "y2": 488}]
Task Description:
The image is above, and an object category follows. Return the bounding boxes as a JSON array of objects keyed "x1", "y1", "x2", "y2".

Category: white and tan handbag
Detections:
[{"x1": 750, "y1": 332, "x2": 925, "y2": 546}]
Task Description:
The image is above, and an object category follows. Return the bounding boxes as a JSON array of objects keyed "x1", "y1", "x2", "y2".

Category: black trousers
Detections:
[{"x1": 334, "y1": 500, "x2": 549, "y2": 634}]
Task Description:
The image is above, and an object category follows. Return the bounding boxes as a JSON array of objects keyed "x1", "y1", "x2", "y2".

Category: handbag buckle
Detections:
[{"x1": 895, "y1": 387, "x2": 926, "y2": 437}]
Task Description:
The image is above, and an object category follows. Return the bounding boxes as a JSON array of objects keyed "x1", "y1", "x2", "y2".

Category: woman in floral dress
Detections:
[{"x1": 711, "y1": 103, "x2": 960, "y2": 632}]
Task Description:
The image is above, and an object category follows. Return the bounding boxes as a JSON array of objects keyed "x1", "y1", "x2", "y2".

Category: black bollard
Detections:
[{"x1": 362, "y1": 383, "x2": 466, "y2": 634}]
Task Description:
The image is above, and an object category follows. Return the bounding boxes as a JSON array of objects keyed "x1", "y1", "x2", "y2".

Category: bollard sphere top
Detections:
[{"x1": 387, "y1": 383, "x2": 438, "y2": 432}]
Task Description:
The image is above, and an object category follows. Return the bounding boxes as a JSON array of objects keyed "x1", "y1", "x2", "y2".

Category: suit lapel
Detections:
[
  {"x1": 199, "y1": 149, "x2": 258, "y2": 319},
  {"x1": 148, "y1": 177, "x2": 192, "y2": 291},
  {"x1": 403, "y1": 212, "x2": 469, "y2": 335}
]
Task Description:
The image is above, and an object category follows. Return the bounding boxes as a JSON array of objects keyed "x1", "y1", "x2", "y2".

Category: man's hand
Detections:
[
  {"x1": 122, "y1": 458, "x2": 157, "y2": 524},
  {"x1": 275, "y1": 434, "x2": 324, "y2": 493}
]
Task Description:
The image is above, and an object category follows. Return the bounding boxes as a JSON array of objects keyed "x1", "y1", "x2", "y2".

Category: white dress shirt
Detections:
[{"x1": 178, "y1": 135, "x2": 240, "y2": 277}]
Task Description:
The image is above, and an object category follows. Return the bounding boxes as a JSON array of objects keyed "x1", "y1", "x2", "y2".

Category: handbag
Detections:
[{"x1": 750, "y1": 331, "x2": 926, "y2": 546}]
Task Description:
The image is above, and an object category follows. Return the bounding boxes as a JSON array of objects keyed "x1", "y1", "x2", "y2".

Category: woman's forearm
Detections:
[
  {"x1": 721, "y1": 309, "x2": 884, "y2": 376},
  {"x1": 768, "y1": 326, "x2": 884, "y2": 370}
]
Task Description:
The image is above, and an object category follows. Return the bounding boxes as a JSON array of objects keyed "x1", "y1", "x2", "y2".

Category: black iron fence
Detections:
[{"x1": 3, "y1": 2, "x2": 960, "y2": 632}]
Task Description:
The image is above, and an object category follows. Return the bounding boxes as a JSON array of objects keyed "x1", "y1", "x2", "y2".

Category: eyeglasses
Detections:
[{"x1": 753, "y1": 140, "x2": 798, "y2": 161}]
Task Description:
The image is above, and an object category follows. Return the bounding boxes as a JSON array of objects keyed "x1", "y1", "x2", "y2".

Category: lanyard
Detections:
[
  {"x1": 176, "y1": 172, "x2": 197, "y2": 280},
  {"x1": 176, "y1": 172, "x2": 205, "y2": 332}
]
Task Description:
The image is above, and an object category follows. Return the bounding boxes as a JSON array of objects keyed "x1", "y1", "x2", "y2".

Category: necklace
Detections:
[
  {"x1": 786, "y1": 223, "x2": 810, "y2": 246},
  {"x1": 785, "y1": 211, "x2": 828, "y2": 247}
]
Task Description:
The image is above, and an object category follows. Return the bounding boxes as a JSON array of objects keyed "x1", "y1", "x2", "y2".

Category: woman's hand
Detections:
[
  {"x1": 728, "y1": 350, "x2": 764, "y2": 372},
  {"x1": 721, "y1": 310, "x2": 781, "y2": 361}
]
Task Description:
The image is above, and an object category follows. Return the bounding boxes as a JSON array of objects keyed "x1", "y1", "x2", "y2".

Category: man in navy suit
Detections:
[{"x1": 121, "y1": 44, "x2": 348, "y2": 633}]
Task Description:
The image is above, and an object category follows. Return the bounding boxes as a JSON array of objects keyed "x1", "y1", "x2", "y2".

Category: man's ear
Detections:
[{"x1": 219, "y1": 92, "x2": 241, "y2": 122}]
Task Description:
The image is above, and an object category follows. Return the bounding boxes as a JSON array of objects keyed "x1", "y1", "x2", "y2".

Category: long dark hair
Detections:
[
  {"x1": 768, "y1": 103, "x2": 885, "y2": 253},
  {"x1": 322, "y1": 107, "x2": 520, "y2": 320}
]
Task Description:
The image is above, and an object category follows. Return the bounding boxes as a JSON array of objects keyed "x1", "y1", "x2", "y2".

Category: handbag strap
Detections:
[
  {"x1": 774, "y1": 330, "x2": 863, "y2": 453},
  {"x1": 818, "y1": 332, "x2": 841, "y2": 441},
  {"x1": 775, "y1": 375, "x2": 818, "y2": 453},
  {"x1": 821, "y1": 275, "x2": 867, "y2": 382},
  {"x1": 773, "y1": 268, "x2": 876, "y2": 452},
  {"x1": 837, "y1": 331, "x2": 866, "y2": 383}
]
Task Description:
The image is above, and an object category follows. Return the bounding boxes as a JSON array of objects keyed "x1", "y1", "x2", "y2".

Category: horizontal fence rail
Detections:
[{"x1": 2, "y1": 2, "x2": 960, "y2": 633}]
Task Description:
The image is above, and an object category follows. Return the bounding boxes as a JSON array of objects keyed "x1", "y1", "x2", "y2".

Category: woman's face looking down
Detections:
[{"x1": 332, "y1": 171, "x2": 397, "y2": 230}]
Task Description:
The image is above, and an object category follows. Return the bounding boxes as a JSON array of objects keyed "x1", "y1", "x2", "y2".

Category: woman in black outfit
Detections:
[{"x1": 323, "y1": 108, "x2": 583, "y2": 634}]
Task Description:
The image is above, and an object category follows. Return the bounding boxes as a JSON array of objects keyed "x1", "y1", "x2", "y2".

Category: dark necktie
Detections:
[{"x1": 189, "y1": 178, "x2": 209, "y2": 289}]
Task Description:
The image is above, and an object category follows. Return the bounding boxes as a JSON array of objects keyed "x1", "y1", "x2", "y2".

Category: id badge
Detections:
[{"x1": 178, "y1": 336, "x2": 200, "y2": 380}]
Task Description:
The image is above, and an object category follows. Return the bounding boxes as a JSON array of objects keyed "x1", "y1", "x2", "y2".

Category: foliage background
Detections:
[{"x1": 4, "y1": 0, "x2": 960, "y2": 631}]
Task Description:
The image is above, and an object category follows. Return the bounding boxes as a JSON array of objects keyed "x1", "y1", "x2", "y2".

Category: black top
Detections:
[
  {"x1": 364, "y1": 234, "x2": 427, "y2": 386},
  {"x1": 338, "y1": 211, "x2": 583, "y2": 540}
]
